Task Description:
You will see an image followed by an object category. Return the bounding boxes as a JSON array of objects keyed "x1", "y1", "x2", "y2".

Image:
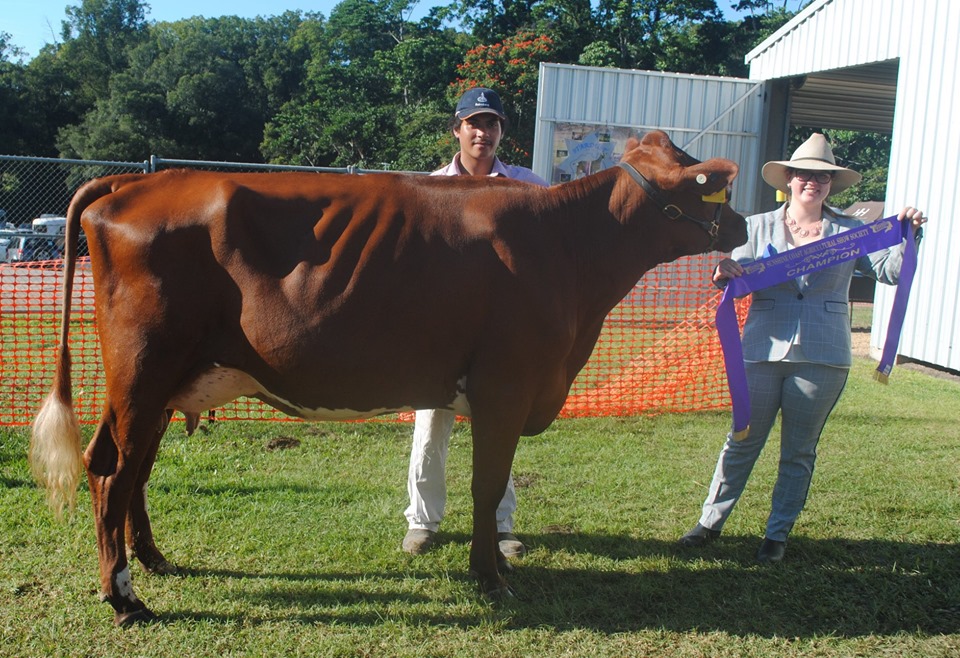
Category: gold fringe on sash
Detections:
[{"x1": 873, "y1": 370, "x2": 890, "y2": 384}]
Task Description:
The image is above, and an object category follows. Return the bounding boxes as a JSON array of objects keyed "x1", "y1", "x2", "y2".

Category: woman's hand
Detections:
[
  {"x1": 713, "y1": 257, "x2": 744, "y2": 282},
  {"x1": 898, "y1": 206, "x2": 927, "y2": 228}
]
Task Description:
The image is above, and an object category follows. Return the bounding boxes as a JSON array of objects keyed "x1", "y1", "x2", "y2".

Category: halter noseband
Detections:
[{"x1": 617, "y1": 161, "x2": 724, "y2": 251}]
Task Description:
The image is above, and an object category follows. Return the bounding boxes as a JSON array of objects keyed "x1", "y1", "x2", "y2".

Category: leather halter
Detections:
[{"x1": 617, "y1": 161, "x2": 724, "y2": 251}]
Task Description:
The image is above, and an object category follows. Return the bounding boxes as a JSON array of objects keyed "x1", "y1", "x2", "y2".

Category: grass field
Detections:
[{"x1": 1, "y1": 353, "x2": 958, "y2": 657}]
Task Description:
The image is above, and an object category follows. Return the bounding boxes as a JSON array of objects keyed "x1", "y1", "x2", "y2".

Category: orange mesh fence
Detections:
[{"x1": 1, "y1": 255, "x2": 749, "y2": 426}]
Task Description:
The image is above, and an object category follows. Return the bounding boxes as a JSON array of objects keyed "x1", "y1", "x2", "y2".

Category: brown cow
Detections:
[{"x1": 30, "y1": 130, "x2": 745, "y2": 625}]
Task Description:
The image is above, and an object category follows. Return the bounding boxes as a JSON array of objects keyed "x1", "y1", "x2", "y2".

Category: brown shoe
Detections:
[
  {"x1": 402, "y1": 528, "x2": 436, "y2": 555},
  {"x1": 497, "y1": 532, "x2": 527, "y2": 559}
]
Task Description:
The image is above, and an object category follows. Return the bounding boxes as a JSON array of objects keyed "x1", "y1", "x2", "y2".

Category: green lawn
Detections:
[{"x1": 1, "y1": 355, "x2": 958, "y2": 657}]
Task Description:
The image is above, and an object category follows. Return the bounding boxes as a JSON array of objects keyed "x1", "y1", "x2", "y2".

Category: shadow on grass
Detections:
[
  {"x1": 150, "y1": 564, "x2": 490, "y2": 628},
  {"x1": 145, "y1": 531, "x2": 959, "y2": 638},
  {"x1": 506, "y1": 532, "x2": 960, "y2": 637}
]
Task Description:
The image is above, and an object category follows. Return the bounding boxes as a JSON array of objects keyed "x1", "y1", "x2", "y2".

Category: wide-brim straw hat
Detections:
[{"x1": 761, "y1": 133, "x2": 862, "y2": 195}]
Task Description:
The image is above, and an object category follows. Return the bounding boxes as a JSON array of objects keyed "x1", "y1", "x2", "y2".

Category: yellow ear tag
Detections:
[
  {"x1": 776, "y1": 190, "x2": 787, "y2": 202},
  {"x1": 701, "y1": 189, "x2": 727, "y2": 203}
]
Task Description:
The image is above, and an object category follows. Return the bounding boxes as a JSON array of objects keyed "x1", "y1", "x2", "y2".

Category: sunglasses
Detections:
[{"x1": 792, "y1": 170, "x2": 833, "y2": 184}]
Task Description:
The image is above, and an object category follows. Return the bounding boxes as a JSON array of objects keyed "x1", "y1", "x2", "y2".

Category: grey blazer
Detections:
[{"x1": 730, "y1": 205, "x2": 906, "y2": 367}]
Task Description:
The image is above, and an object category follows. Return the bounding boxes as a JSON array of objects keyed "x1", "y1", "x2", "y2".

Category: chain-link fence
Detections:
[
  {"x1": 0, "y1": 155, "x2": 408, "y2": 262},
  {"x1": 0, "y1": 155, "x2": 148, "y2": 227},
  {"x1": 0, "y1": 156, "x2": 151, "y2": 262}
]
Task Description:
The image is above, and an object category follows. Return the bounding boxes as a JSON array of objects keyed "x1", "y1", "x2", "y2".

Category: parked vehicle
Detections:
[
  {"x1": 0, "y1": 236, "x2": 11, "y2": 262},
  {"x1": 7, "y1": 235, "x2": 63, "y2": 262},
  {"x1": 31, "y1": 215, "x2": 67, "y2": 235}
]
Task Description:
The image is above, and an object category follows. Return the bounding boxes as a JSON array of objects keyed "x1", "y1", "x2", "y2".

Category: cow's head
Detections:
[{"x1": 618, "y1": 130, "x2": 747, "y2": 254}]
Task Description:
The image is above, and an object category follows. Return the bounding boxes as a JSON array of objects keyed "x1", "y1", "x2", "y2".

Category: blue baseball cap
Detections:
[{"x1": 455, "y1": 88, "x2": 507, "y2": 120}]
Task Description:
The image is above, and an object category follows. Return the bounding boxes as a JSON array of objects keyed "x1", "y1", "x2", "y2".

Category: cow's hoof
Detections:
[
  {"x1": 483, "y1": 583, "x2": 517, "y2": 603},
  {"x1": 128, "y1": 546, "x2": 181, "y2": 576},
  {"x1": 142, "y1": 557, "x2": 181, "y2": 576},
  {"x1": 470, "y1": 569, "x2": 516, "y2": 602},
  {"x1": 114, "y1": 607, "x2": 158, "y2": 627},
  {"x1": 497, "y1": 557, "x2": 515, "y2": 574}
]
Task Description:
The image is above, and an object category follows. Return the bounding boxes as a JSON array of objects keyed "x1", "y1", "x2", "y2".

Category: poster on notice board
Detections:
[{"x1": 550, "y1": 124, "x2": 634, "y2": 185}]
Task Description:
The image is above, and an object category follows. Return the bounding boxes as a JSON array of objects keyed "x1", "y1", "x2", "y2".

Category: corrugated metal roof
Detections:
[
  {"x1": 745, "y1": 0, "x2": 904, "y2": 78},
  {"x1": 789, "y1": 60, "x2": 899, "y2": 133}
]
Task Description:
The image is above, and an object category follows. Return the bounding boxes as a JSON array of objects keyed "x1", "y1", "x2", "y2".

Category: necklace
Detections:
[{"x1": 785, "y1": 208, "x2": 822, "y2": 238}]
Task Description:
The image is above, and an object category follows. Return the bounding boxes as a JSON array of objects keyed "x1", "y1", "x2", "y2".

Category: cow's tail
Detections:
[{"x1": 30, "y1": 176, "x2": 128, "y2": 517}]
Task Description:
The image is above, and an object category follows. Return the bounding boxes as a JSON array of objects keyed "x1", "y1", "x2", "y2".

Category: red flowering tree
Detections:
[{"x1": 450, "y1": 31, "x2": 554, "y2": 167}]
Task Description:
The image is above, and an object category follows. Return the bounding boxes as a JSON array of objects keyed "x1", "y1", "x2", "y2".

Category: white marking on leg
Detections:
[{"x1": 115, "y1": 566, "x2": 139, "y2": 602}]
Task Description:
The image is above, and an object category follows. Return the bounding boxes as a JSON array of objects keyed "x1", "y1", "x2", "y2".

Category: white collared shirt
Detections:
[{"x1": 432, "y1": 153, "x2": 549, "y2": 187}]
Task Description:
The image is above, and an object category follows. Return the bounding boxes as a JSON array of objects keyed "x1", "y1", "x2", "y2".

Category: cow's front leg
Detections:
[
  {"x1": 468, "y1": 419, "x2": 521, "y2": 599},
  {"x1": 85, "y1": 418, "x2": 158, "y2": 626}
]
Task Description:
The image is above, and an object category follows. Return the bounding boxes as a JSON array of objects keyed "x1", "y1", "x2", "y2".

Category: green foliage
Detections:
[
  {"x1": 58, "y1": 14, "x2": 311, "y2": 162},
  {"x1": 262, "y1": 1, "x2": 463, "y2": 169},
  {"x1": 530, "y1": 0, "x2": 597, "y2": 63},
  {"x1": 2, "y1": 0, "x2": 813, "y2": 168},
  {"x1": 1, "y1": 35, "x2": 84, "y2": 156},
  {"x1": 57, "y1": 0, "x2": 150, "y2": 108},
  {"x1": 0, "y1": 34, "x2": 26, "y2": 154},
  {"x1": 589, "y1": 0, "x2": 724, "y2": 70},
  {"x1": 578, "y1": 40, "x2": 620, "y2": 67},
  {"x1": 455, "y1": 0, "x2": 542, "y2": 44}
]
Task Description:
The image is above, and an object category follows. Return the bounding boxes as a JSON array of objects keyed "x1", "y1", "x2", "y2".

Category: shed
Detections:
[
  {"x1": 532, "y1": 0, "x2": 957, "y2": 373},
  {"x1": 745, "y1": 0, "x2": 959, "y2": 371}
]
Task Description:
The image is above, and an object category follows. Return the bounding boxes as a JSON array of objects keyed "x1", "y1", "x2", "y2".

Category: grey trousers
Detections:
[{"x1": 699, "y1": 360, "x2": 849, "y2": 542}]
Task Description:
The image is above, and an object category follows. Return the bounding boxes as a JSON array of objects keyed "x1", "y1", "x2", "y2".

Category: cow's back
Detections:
[{"x1": 80, "y1": 169, "x2": 574, "y2": 417}]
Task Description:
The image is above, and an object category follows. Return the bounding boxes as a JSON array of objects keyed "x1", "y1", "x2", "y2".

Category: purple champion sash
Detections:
[{"x1": 716, "y1": 215, "x2": 918, "y2": 439}]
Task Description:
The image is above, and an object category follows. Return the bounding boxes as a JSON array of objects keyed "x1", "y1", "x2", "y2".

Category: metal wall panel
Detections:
[
  {"x1": 533, "y1": 63, "x2": 767, "y2": 218},
  {"x1": 746, "y1": 0, "x2": 960, "y2": 371},
  {"x1": 747, "y1": 0, "x2": 903, "y2": 79}
]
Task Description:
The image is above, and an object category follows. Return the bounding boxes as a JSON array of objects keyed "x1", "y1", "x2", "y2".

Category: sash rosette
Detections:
[{"x1": 716, "y1": 216, "x2": 919, "y2": 439}]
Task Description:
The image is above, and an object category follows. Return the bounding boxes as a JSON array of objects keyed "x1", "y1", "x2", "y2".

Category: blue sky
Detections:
[{"x1": 2, "y1": 0, "x2": 448, "y2": 60}]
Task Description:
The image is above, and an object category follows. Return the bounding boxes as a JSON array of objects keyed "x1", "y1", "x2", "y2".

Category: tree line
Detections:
[{"x1": 0, "y1": 0, "x2": 815, "y2": 172}]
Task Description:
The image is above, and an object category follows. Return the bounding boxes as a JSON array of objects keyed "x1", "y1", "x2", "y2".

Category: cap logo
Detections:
[{"x1": 475, "y1": 92, "x2": 490, "y2": 107}]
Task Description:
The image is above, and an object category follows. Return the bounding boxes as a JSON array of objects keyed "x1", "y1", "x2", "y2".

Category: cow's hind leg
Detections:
[
  {"x1": 85, "y1": 410, "x2": 164, "y2": 626},
  {"x1": 126, "y1": 411, "x2": 179, "y2": 575}
]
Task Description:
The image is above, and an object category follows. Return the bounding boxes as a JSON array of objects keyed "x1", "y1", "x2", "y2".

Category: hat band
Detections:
[{"x1": 790, "y1": 157, "x2": 837, "y2": 167}]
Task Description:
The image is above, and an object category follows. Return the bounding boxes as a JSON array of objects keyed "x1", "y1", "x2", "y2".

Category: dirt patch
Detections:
[
  {"x1": 852, "y1": 322, "x2": 960, "y2": 384},
  {"x1": 266, "y1": 436, "x2": 301, "y2": 451},
  {"x1": 850, "y1": 326, "x2": 873, "y2": 360}
]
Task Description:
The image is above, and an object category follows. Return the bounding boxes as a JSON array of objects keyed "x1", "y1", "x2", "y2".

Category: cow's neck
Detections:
[{"x1": 550, "y1": 170, "x2": 669, "y2": 321}]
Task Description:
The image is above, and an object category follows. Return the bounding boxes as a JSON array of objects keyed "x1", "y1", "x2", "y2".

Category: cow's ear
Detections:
[
  {"x1": 624, "y1": 136, "x2": 641, "y2": 152},
  {"x1": 640, "y1": 129, "x2": 671, "y2": 148},
  {"x1": 688, "y1": 159, "x2": 739, "y2": 193}
]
